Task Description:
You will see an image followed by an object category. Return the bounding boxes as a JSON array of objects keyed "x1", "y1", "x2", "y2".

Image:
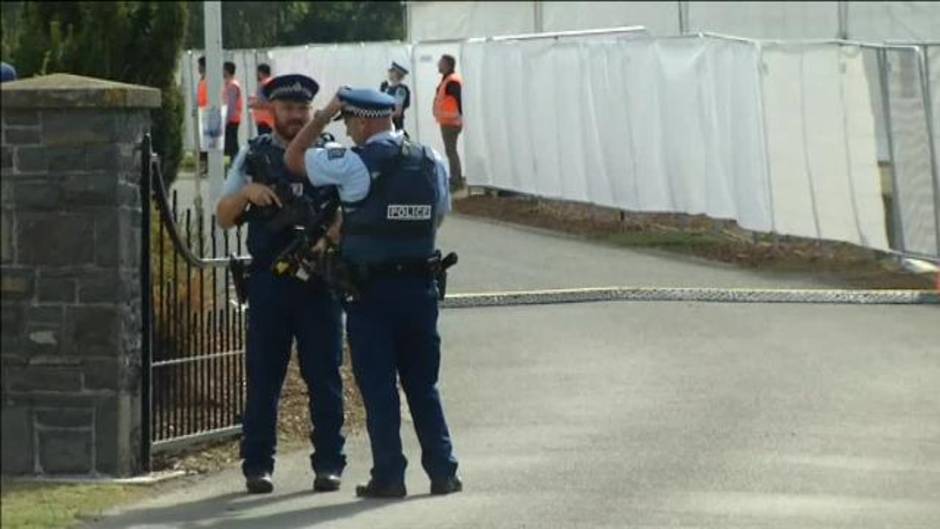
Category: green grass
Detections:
[
  {"x1": 0, "y1": 480, "x2": 145, "y2": 529},
  {"x1": 602, "y1": 230, "x2": 729, "y2": 250}
]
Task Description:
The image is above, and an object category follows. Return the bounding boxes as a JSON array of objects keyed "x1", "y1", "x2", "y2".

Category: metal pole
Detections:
[
  {"x1": 405, "y1": 1, "x2": 413, "y2": 43},
  {"x1": 410, "y1": 43, "x2": 420, "y2": 143},
  {"x1": 204, "y1": 1, "x2": 225, "y2": 216},
  {"x1": 878, "y1": 48, "x2": 906, "y2": 252},
  {"x1": 837, "y1": 1, "x2": 849, "y2": 40},
  {"x1": 188, "y1": 51, "x2": 204, "y2": 215},
  {"x1": 756, "y1": 42, "x2": 777, "y2": 235},
  {"x1": 678, "y1": 2, "x2": 689, "y2": 35},
  {"x1": 140, "y1": 134, "x2": 153, "y2": 473},
  {"x1": 533, "y1": 1, "x2": 543, "y2": 33}
]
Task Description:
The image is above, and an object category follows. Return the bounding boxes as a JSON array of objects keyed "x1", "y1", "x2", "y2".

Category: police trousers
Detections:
[
  {"x1": 345, "y1": 275, "x2": 459, "y2": 485},
  {"x1": 240, "y1": 269, "x2": 346, "y2": 476}
]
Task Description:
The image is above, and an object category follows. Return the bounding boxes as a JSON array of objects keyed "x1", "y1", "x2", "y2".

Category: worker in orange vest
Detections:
[
  {"x1": 197, "y1": 56, "x2": 209, "y2": 176},
  {"x1": 249, "y1": 63, "x2": 275, "y2": 136},
  {"x1": 223, "y1": 61, "x2": 244, "y2": 160},
  {"x1": 434, "y1": 54, "x2": 464, "y2": 191}
]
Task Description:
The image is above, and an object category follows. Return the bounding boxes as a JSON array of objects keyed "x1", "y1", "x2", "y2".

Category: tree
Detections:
[
  {"x1": 184, "y1": 2, "x2": 405, "y2": 50},
  {"x1": 10, "y1": 2, "x2": 188, "y2": 184}
]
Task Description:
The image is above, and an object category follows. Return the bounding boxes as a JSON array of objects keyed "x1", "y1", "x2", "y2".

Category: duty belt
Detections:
[{"x1": 346, "y1": 251, "x2": 458, "y2": 301}]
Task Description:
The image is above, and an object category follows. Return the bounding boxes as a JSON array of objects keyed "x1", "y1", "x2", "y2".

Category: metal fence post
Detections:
[{"x1": 878, "y1": 47, "x2": 907, "y2": 253}]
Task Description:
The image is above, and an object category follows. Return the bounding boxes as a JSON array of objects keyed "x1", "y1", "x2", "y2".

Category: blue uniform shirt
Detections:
[{"x1": 303, "y1": 130, "x2": 451, "y2": 224}]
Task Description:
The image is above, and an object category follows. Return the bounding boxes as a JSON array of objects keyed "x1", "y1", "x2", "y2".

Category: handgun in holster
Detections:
[
  {"x1": 430, "y1": 251, "x2": 459, "y2": 300},
  {"x1": 228, "y1": 255, "x2": 251, "y2": 305}
]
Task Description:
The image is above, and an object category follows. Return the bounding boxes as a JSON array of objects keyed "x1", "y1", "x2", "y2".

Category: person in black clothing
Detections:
[{"x1": 380, "y1": 62, "x2": 411, "y2": 132}]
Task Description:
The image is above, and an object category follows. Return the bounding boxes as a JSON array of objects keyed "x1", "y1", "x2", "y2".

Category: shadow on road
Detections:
[{"x1": 92, "y1": 489, "x2": 435, "y2": 529}]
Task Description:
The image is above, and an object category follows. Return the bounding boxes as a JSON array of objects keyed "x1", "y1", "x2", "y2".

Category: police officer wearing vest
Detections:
[
  {"x1": 216, "y1": 74, "x2": 346, "y2": 495},
  {"x1": 380, "y1": 61, "x2": 411, "y2": 132},
  {"x1": 285, "y1": 88, "x2": 462, "y2": 499}
]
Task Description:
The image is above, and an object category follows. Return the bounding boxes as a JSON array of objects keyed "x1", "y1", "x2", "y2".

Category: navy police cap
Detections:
[
  {"x1": 389, "y1": 61, "x2": 409, "y2": 76},
  {"x1": 334, "y1": 87, "x2": 396, "y2": 121},
  {"x1": 263, "y1": 74, "x2": 319, "y2": 102}
]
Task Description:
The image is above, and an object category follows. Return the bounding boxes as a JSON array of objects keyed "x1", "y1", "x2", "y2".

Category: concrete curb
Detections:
[
  {"x1": 442, "y1": 286, "x2": 940, "y2": 308},
  {"x1": 6, "y1": 470, "x2": 190, "y2": 486}
]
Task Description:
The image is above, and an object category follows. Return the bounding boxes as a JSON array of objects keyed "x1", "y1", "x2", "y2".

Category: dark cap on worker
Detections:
[
  {"x1": 263, "y1": 74, "x2": 319, "y2": 102},
  {"x1": 388, "y1": 61, "x2": 409, "y2": 76},
  {"x1": 333, "y1": 87, "x2": 396, "y2": 121}
]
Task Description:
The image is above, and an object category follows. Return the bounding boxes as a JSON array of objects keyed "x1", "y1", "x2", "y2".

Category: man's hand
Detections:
[
  {"x1": 286, "y1": 91, "x2": 345, "y2": 176},
  {"x1": 242, "y1": 183, "x2": 282, "y2": 208},
  {"x1": 313, "y1": 93, "x2": 344, "y2": 124}
]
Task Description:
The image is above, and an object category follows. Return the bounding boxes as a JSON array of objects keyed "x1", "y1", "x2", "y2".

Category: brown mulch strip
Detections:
[
  {"x1": 153, "y1": 352, "x2": 364, "y2": 475},
  {"x1": 454, "y1": 193, "x2": 935, "y2": 290}
]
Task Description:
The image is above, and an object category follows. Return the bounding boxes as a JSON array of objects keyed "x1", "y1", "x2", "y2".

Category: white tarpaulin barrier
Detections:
[
  {"x1": 885, "y1": 47, "x2": 940, "y2": 255},
  {"x1": 541, "y1": 2, "x2": 679, "y2": 35},
  {"x1": 463, "y1": 35, "x2": 890, "y2": 250},
  {"x1": 260, "y1": 42, "x2": 413, "y2": 144},
  {"x1": 761, "y1": 43, "x2": 887, "y2": 249}
]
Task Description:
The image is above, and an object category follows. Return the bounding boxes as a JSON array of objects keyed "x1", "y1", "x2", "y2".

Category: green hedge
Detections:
[{"x1": 10, "y1": 1, "x2": 187, "y2": 185}]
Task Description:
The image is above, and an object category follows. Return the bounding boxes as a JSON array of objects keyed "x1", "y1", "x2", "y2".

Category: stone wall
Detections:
[{"x1": 1, "y1": 74, "x2": 160, "y2": 476}]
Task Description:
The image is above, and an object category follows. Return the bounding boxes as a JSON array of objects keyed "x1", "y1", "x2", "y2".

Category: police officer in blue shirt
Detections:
[
  {"x1": 379, "y1": 62, "x2": 411, "y2": 132},
  {"x1": 216, "y1": 74, "x2": 346, "y2": 495},
  {"x1": 285, "y1": 87, "x2": 462, "y2": 498}
]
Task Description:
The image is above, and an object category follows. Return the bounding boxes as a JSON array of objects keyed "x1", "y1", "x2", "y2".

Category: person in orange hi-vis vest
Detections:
[
  {"x1": 197, "y1": 56, "x2": 209, "y2": 175},
  {"x1": 249, "y1": 63, "x2": 275, "y2": 136},
  {"x1": 434, "y1": 54, "x2": 464, "y2": 191},
  {"x1": 223, "y1": 61, "x2": 244, "y2": 159}
]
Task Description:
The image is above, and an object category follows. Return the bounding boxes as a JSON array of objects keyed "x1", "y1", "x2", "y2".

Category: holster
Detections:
[{"x1": 228, "y1": 255, "x2": 251, "y2": 305}]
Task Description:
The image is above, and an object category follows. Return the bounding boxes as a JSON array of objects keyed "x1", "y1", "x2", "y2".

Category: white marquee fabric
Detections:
[
  {"x1": 540, "y1": 2, "x2": 679, "y2": 35},
  {"x1": 846, "y1": 2, "x2": 940, "y2": 42},
  {"x1": 687, "y1": 2, "x2": 840, "y2": 39},
  {"x1": 264, "y1": 42, "x2": 413, "y2": 143},
  {"x1": 408, "y1": 1, "x2": 536, "y2": 42},
  {"x1": 408, "y1": 2, "x2": 940, "y2": 42},
  {"x1": 462, "y1": 36, "x2": 890, "y2": 250}
]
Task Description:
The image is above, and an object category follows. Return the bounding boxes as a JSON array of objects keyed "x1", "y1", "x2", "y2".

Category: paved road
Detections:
[
  {"x1": 94, "y1": 301, "x2": 939, "y2": 528},
  {"x1": 108, "y1": 187, "x2": 940, "y2": 528}
]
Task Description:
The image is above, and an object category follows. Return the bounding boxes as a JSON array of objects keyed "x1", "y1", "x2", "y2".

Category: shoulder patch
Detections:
[{"x1": 327, "y1": 147, "x2": 346, "y2": 160}]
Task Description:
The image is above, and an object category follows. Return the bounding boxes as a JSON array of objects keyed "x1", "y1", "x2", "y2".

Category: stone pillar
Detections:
[{"x1": 1, "y1": 74, "x2": 160, "y2": 476}]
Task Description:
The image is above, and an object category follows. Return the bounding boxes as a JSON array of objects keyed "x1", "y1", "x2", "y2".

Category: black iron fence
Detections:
[{"x1": 141, "y1": 135, "x2": 252, "y2": 461}]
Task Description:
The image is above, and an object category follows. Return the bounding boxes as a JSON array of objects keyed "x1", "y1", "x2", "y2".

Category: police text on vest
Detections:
[{"x1": 387, "y1": 205, "x2": 432, "y2": 220}]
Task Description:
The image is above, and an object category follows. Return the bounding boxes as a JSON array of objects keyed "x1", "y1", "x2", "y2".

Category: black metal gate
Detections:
[{"x1": 141, "y1": 135, "x2": 252, "y2": 465}]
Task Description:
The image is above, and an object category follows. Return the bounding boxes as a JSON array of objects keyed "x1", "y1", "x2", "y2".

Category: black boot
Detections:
[
  {"x1": 245, "y1": 472, "x2": 274, "y2": 494},
  {"x1": 355, "y1": 480, "x2": 407, "y2": 499},
  {"x1": 430, "y1": 475, "x2": 463, "y2": 495},
  {"x1": 313, "y1": 473, "x2": 342, "y2": 492}
]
